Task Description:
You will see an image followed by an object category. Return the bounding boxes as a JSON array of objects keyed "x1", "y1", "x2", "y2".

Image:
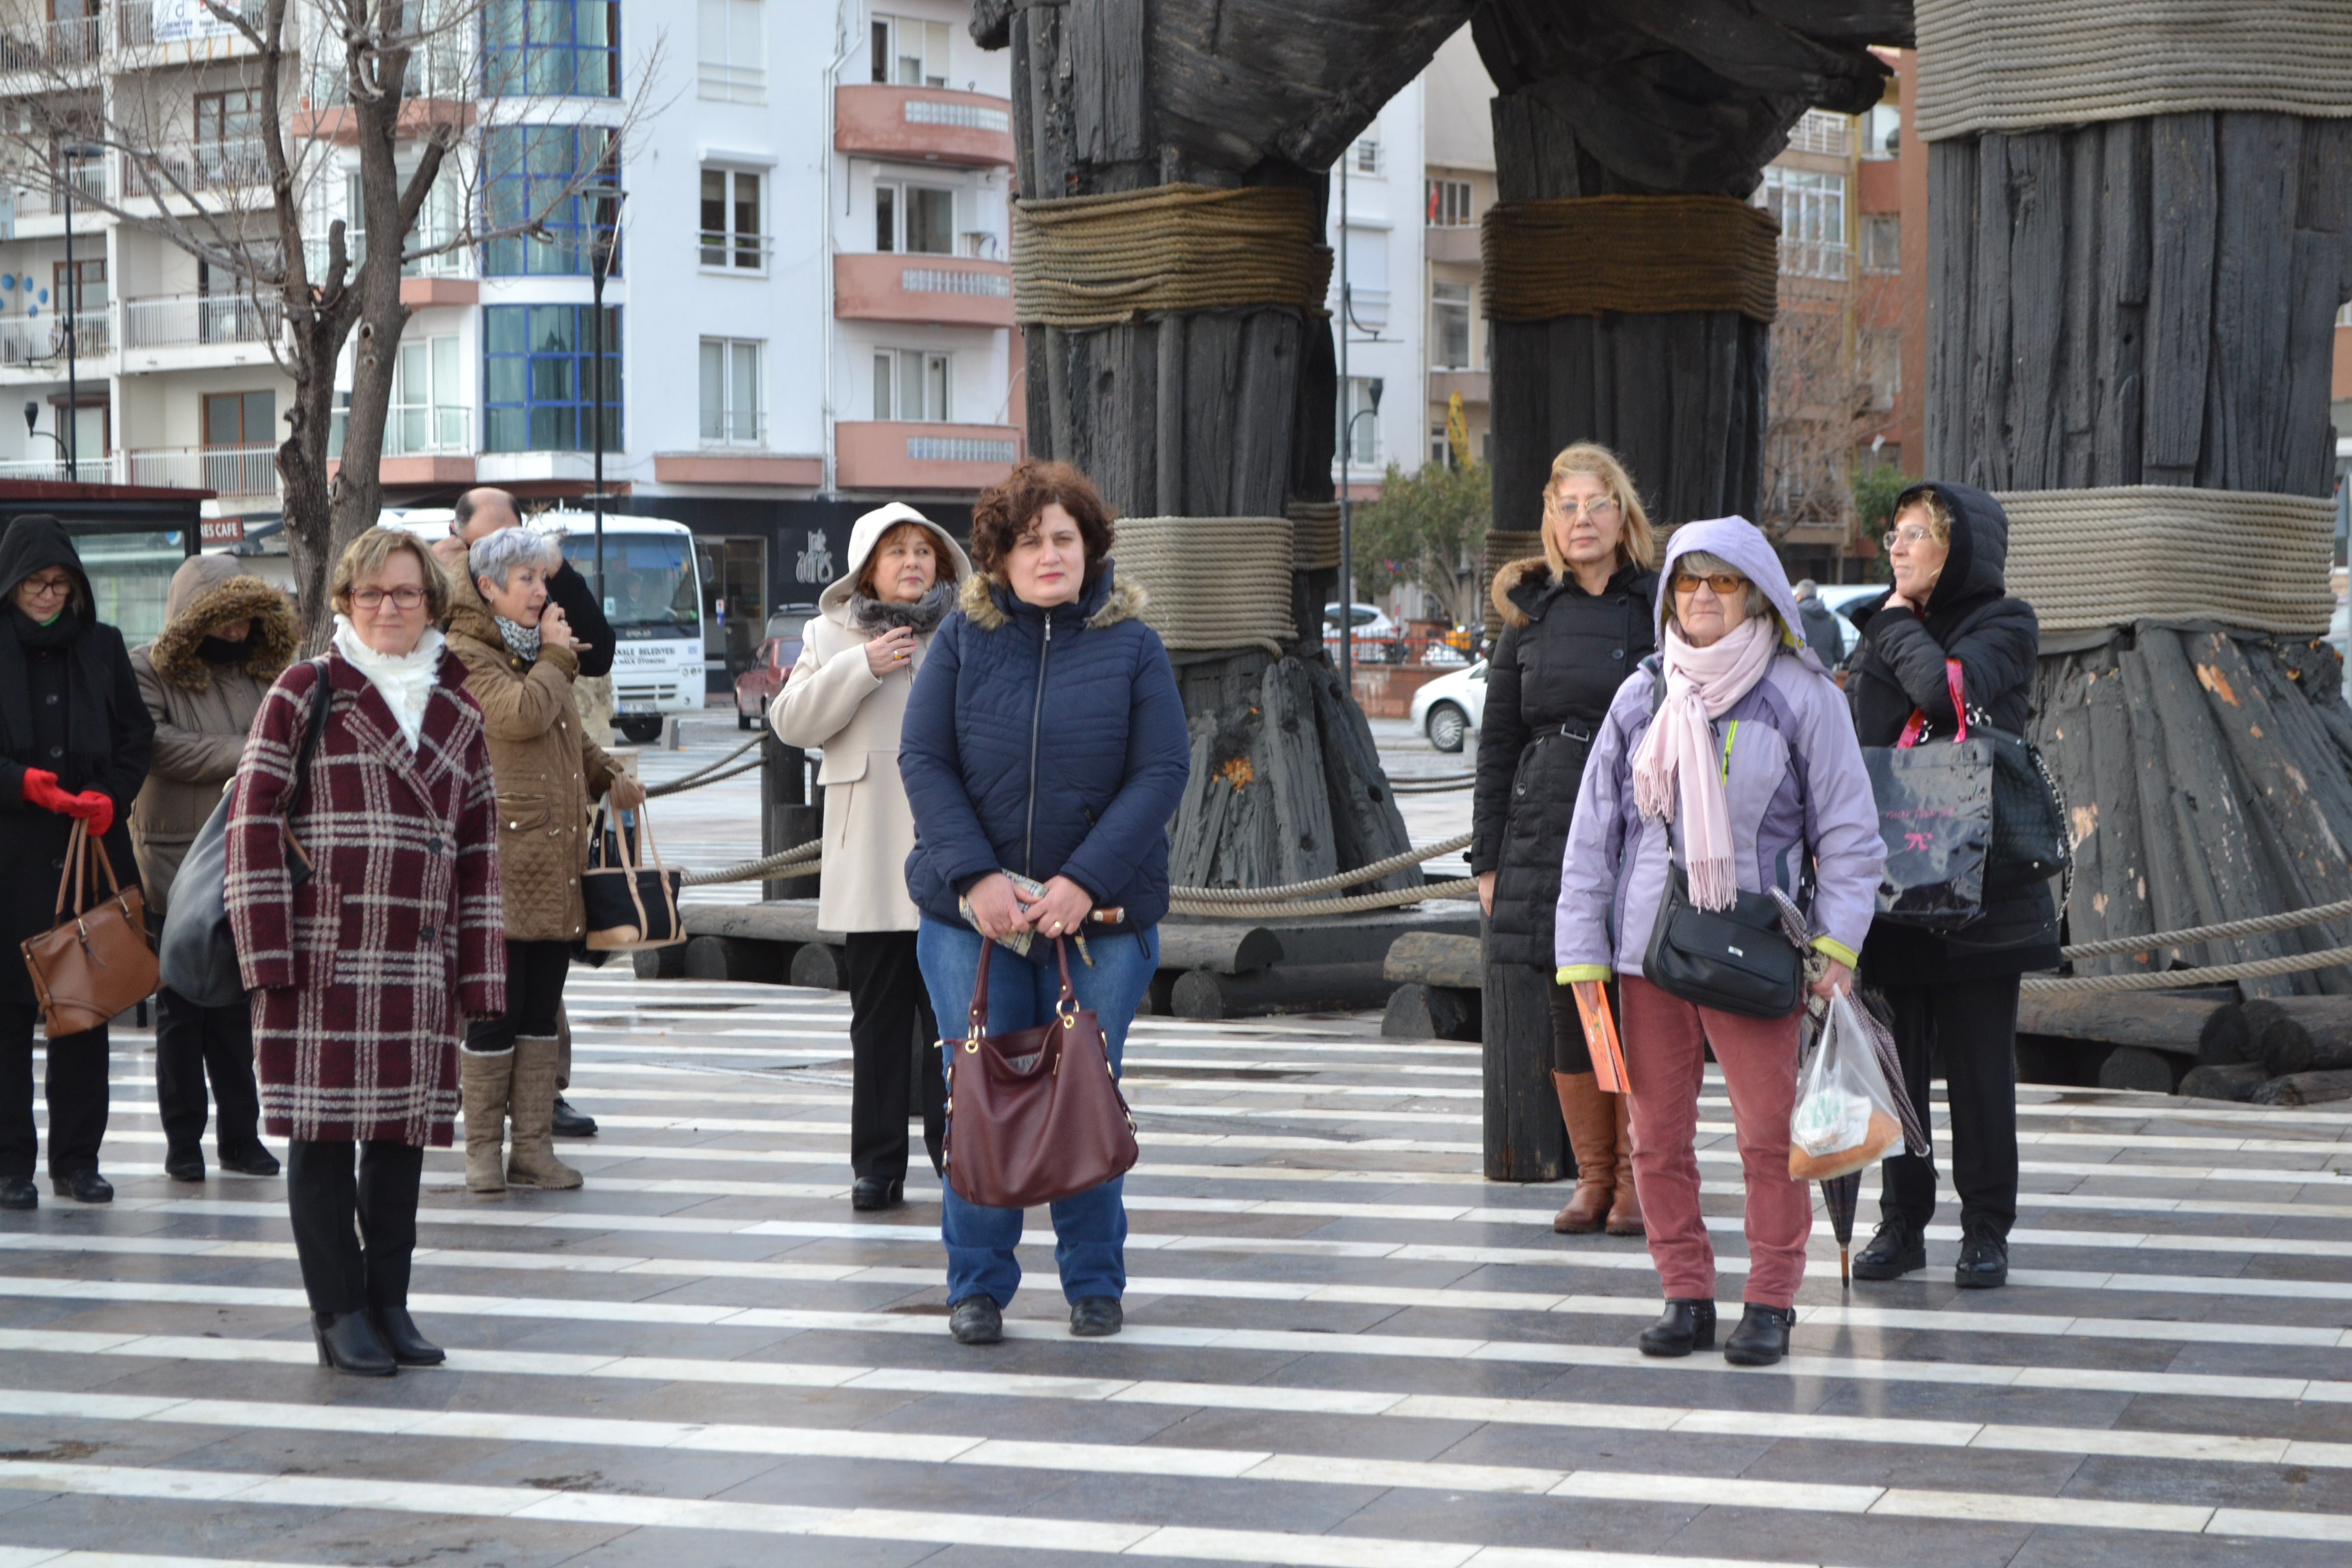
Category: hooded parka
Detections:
[
  {"x1": 770, "y1": 503, "x2": 974, "y2": 935},
  {"x1": 443, "y1": 568, "x2": 621, "y2": 944},
  {"x1": 1846, "y1": 482, "x2": 2059, "y2": 982},
  {"x1": 130, "y1": 556, "x2": 298, "y2": 913},
  {"x1": 1472, "y1": 556, "x2": 1658, "y2": 969},
  {"x1": 0, "y1": 514, "x2": 153, "y2": 1009}
]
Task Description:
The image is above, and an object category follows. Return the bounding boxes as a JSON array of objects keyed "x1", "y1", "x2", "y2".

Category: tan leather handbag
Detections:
[
  {"x1": 943, "y1": 936, "x2": 1138, "y2": 1209},
  {"x1": 22, "y1": 820, "x2": 158, "y2": 1036}
]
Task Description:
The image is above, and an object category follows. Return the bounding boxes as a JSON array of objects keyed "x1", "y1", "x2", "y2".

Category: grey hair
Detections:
[
  {"x1": 470, "y1": 525, "x2": 560, "y2": 592},
  {"x1": 1669, "y1": 550, "x2": 1770, "y2": 624},
  {"x1": 1794, "y1": 578, "x2": 1819, "y2": 597}
]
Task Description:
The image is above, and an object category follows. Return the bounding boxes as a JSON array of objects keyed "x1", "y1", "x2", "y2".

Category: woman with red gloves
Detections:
[{"x1": 0, "y1": 514, "x2": 154, "y2": 1210}]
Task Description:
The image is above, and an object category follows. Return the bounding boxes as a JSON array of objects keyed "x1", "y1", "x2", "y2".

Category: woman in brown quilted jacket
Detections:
[{"x1": 445, "y1": 526, "x2": 644, "y2": 1193}]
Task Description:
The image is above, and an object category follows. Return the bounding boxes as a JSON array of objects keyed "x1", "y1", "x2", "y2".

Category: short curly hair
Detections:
[
  {"x1": 968, "y1": 459, "x2": 1116, "y2": 581},
  {"x1": 330, "y1": 527, "x2": 451, "y2": 622}
]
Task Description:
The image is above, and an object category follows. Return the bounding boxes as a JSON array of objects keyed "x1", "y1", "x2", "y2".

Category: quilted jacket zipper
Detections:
[{"x1": 1022, "y1": 609, "x2": 1054, "y2": 875}]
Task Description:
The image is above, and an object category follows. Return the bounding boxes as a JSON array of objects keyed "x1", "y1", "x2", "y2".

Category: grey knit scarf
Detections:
[
  {"x1": 850, "y1": 580, "x2": 955, "y2": 635},
  {"x1": 495, "y1": 615, "x2": 543, "y2": 662}
]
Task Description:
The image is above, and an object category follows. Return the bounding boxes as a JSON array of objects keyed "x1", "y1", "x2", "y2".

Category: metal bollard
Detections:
[{"x1": 762, "y1": 727, "x2": 822, "y2": 902}]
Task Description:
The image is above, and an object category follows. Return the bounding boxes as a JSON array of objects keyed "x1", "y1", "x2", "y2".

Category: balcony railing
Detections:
[
  {"x1": 145, "y1": 138, "x2": 271, "y2": 194},
  {"x1": 1788, "y1": 110, "x2": 1852, "y2": 158},
  {"x1": 0, "y1": 452, "x2": 125, "y2": 483},
  {"x1": 123, "y1": 292, "x2": 281, "y2": 351},
  {"x1": 0, "y1": 12, "x2": 104, "y2": 70},
  {"x1": 119, "y1": 0, "x2": 270, "y2": 50},
  {"x1": 12, "y1": 157, "x2": 110, "y2": 217},
  {"x1": 0, "y1": 309, "x2": 113, "y2": 365},
  {"x1": 1779, "y1": 238, "x2": 1853, "y2": 281},
  {"x1": 127, "y1": 444, "x2": 279, "y2": 496},
  {"x1": 900, "y1": 265, "x2": 1010, "y2": 298},
  {"x1": 835, "y1": 83, "x2": 1015, "y2": 168},
  {"x1": 697, "y1": 230, "x2": 772, "y2": 273}
]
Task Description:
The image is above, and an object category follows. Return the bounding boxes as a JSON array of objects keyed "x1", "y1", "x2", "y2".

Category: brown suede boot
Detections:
[
  {"x1": 506, "y1": 1035, "x2": 583, "y2": 1190},
  {"x1": 1551, "y1": 1071, "x2": 1616, "y2": 1234},
  {"x1": 460, "y1": 1048, "x2": 511, "y2": 1194},
  {"x1": 1605, "y1": 1090, "x2": 1644, "y2": 1236}
]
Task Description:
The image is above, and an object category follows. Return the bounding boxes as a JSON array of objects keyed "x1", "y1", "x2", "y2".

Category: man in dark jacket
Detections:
[
  {"x1": 1846, "y1": 482, "x2": 2054, "y2": 1290},
  {"x1": 1794, "y1": 580, "x2": 1847, "y2": 668},
  {"x1": 0, "y1": 514, "x2": 155, "y2": 1209}
]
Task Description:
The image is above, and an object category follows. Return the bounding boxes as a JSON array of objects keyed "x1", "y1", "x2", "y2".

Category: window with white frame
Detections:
[
  {"x1": 872, "y1": 348, "x2": 951, "y2": 422},
  {"x1": 1760, "y1": 166, "x2": 1848, "y2": 279},
  {"x1": 390, "y1": 335, "x2": 465, "y2": 453},
  {"x1": 698, "y1": 0, "x2": 765, "y2": 103},
  {"x1": 1340, "y1": 227, "x2": 1387, "y2": 327},
  {"x1": 1786, "y1": 109, "x2": 1851, "y2": 157},
  {"x1": 1350, "y1": 136, "x2": 1382, "y2": 175},
  {"x1": 875, "y1": 179, "x2": 953, "y2": 255},
  {"x1": 1336, "y1": 376, "x2": 1381, "y2": 467},
  {"x1": 700, "y1": 168, "x2": 765, "y2": 270},
  {"x1": 1426, "y1": 178, "x2": 1472, "y2": 227},
  {"x1": 699, "y1": 338, "x2": 763, "y2": 444},
  {"x1": 1863, "y1": 101, "x2": 1901, "y2": 159},
  {"x1": 1431, "y1": 280, "x2": 1472, "y2": 370},
  {"x1": 871, "y1": 12, "x2": 950, "y2": 86},
  {"x1": 1861, "y1": 213, "x2": 1900, "y2": 275}
]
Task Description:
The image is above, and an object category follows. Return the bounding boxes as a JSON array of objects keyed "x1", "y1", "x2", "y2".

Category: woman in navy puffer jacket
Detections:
[{"x1": 899, "y1": 459, "x2": 1190, "y2": 1348}]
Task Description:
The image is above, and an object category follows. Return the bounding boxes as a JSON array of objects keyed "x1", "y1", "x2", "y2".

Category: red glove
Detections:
[
  {"x1": 20, "y1": 769, "x2": 75, "y2": 816},
  {"x1": 70, "y1": 791, "x2": 113, "y2": 837}
]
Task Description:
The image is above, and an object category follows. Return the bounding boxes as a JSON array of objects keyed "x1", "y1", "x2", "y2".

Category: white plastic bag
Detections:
[{"x1": 1788, "y1": 989, "x2": 1906, "y2": 1180}]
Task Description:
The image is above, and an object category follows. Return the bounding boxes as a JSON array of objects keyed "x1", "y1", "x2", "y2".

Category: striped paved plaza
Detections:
[{"x1": 5, "y1": 965, "x2": 2351, "y2": 1567}]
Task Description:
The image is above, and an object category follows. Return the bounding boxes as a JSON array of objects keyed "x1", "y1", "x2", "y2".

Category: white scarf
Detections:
[{"x1": 332, "y1": 615, "x2": 446, "y2": 755}]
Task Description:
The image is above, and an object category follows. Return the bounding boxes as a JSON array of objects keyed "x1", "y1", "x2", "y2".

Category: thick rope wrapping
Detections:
[
  {"x1": 1113, "y1": 517, "x2": 1295, "y2": 655},
  {"x1": 1481, "y1": 197, "x2": 1781, "y2": 325},
  {"x1": 1916, "y1": 0, "x2": 2352, "y2": 142},
  {"x1": 1288, "y1": 500, "x2": 1343, "y2": 573},
  {"x1": 1012, "y1": 184, "x2": 1334, "y2": 329},
  {"x1": 1999, "y1": 486, "x2": 2335, "y2": 635},
  {"x1": 1483, "y1": 530, "x2": 1543, "y2": 635}
]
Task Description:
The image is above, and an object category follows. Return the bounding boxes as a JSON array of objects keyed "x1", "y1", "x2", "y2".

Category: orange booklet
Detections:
[{"x1": 1573, "y1": 982, "x2": 1630, "y2": 1094}]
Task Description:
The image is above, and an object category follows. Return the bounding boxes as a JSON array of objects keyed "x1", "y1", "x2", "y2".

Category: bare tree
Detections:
[
  {"x1": 1761, "y1": 281, "x2": 1871, "y2": 544},
  {"x1": 3, "y1": 0, "x2": 658, "y2": 640}
]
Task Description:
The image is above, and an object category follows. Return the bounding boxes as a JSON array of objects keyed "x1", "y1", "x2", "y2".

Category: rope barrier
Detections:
[
  {"x1": 1171, "y1": 832, "x2": 1474, "y2": 905},
  {"x1": 1915, "y1": 0, "x2": 2352, "y2": 142},
  {"x1": 1387, "y1": 774, "x2": 1475, "y2": 793},
  {"x1": 2023, "y1": 943, "x2": 2352, "y2": 994},
  {"x1": 679, "y1": 840, "x2": 822, "y2": 887},
  {"x1": 2061, "y1": 898, "x2": 2352, "y2": 960},
  {"x1": 645, "y1": 756, "x2": 763, "y2": 798},
  {"x1": 1169, "y1": 878, "x2": 1479, "y2": 921},
  {"x1": 1481, "y1": 197, "x2": 1781, "y2": 325},
  {"x1": 2000, "y1": 486, "x2": 2335, "y2": 635},
  {"x1": 1012, "y1": 184, "x2": 1333, "y2": 329},
  {"x1": 1112, "y1": 517, "x2": 1295, "y2": 655},
  {"x1": 639, "y1": 737, "x2": 762, "y2": 798}
]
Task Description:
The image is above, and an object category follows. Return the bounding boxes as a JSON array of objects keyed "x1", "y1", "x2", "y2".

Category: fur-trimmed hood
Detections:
[
  {"x1": 146, "y1": 557, "x2": 298, "y2": 692},
  {"x1": 1488, "y1": 556, "x2": 1554, "y2": 629},
  {"x1": 957, "y1": 561, "x2": 1148, "y2": 632}
]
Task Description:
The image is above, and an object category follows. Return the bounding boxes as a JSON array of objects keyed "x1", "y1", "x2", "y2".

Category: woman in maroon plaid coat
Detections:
[{"x1": 226, "y1": 529, "x2": 505, "y2": 1377}]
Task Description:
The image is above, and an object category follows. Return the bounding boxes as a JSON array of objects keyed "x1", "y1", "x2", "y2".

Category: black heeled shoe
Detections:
[
  {"x1": 366, "y1": 1306, "x2": 446, "y2": 1366},
  {"x1": 312, "y1": 1311, "x2": 397, "y2": 1377},
  {"x1": 1723, "y1": 1304, "x2": 1797, "y2": 1367},
  {"x1": 851, "y1": 1178, "x2": 903, "y2": 1211},
  {"x1": 1637, "y1": 1298, "x2": 1716, "y2": 1358}
]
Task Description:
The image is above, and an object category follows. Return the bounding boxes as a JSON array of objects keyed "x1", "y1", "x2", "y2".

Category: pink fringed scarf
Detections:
[{"x1": 1631, "y1": 614, "x2": 1777, "y2": 910}]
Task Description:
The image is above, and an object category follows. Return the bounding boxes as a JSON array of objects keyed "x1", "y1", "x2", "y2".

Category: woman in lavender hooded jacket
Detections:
[{"x1": 1554, "y1": 517, "x2": 1884, "y2": 1369}]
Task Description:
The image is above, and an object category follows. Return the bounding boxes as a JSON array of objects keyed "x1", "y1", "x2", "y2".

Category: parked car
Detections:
[
  {"x1": 733, "y1": 636, "x2": 793, "y2": 731},
  {"x1": 1411, "y1": 659, "x2": 1487, "y2": 752},
  {"x1": 1323, "y1": 602, "x2": 1403, "y2": 663}
]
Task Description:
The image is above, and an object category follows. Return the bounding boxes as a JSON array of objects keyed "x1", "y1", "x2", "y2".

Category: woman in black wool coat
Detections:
[
  {"x1": 1846, "y1": 481, "x2": 2056, "y2": 1292},
  {"x1": 1471, "y1": 442, "x2": 1658, "y2": 1236},
  {"x1": 0, "y1": 513, "x2": 155, "y2": 1211}
]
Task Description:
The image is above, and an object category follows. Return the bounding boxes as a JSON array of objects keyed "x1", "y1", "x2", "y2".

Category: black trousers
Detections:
[
  {"x1": 1876, "y1": 975, "x2": 2022, "y2": 1239},
  {"x1": 465, "y1": 939, "x2": 572, "y2": 1052},
  {"x1": 284, "y1": 1138, "x2": 425, "y2": 1315},
  {"x1": 0, "y1": 1001, "x2": 109, "y2": 1181},
  {"x1": 154, "y1": 984, "x2": 263, "y2": 1158},
  {"x1": 844, "y1": 930, "x2": 945, "y2": 1185}
]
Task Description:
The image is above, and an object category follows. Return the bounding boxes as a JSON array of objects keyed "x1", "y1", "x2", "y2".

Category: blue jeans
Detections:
[{"x1": 918, "y1": 915, "x2": 1159, "y2": 1308}]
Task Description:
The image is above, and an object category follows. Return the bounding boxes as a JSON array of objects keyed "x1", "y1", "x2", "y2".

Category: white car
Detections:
[{"x1": 1411, "y1": 659, "x2": 1487, "y2": 753}]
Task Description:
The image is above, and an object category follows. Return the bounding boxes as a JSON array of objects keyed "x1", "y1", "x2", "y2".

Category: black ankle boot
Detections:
[
  {"x1": 1637, "y1": 1298, "x2": 1716, "y2": 1357},
  {"x1": 312, "y1": 1311, "x2": 396, "y2": 1377},
  {"x1": 366, "y1": 1306, "x2": 446, "y2": 1366},
  {"x1": 1954, "y1": 1229, "x2": 2008, "y2": 1290},
  {"x1": 1723, "y1": 1304, "x2": 1796, "y2": 1366},
  {"x1": 1851, "y1": 1216, "x2": 1926, "y2": 1281}
]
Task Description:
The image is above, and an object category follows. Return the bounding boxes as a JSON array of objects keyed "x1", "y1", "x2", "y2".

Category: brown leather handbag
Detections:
[
  {"x1": 21, "y1": 820, "x2": 158, "y2": 1037},
  {"x1": 943, "y1": 936, "x2": 1139, "y2": 1209}
]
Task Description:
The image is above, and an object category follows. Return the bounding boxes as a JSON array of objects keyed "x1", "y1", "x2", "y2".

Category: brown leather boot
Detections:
[
  {"x1": 1605, "y1": 1090, "x2": 1644, "y2": 1236},
  {"x1": 1550, "y1": 1071, "x2": 1616, "y2": 1234}
]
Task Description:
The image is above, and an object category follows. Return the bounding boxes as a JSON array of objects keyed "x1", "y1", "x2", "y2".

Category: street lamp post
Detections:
[
  {"x1": 57, "y1": 143, "x2": 97, "y2": 482},
  {"x1": 587, "y1": 186, "x2": 625, "y2": 603}
]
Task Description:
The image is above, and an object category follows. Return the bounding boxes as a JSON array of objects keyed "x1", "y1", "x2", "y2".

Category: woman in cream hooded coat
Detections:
[{"x1": 772, "y1": 503, "x2": 972, "y2": 1210}]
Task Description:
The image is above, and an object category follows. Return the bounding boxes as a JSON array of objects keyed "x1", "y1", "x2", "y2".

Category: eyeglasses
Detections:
[
  {"x1": 18, "y1": 574, "x2": 72, "y2": 599},
  {"x1": 351, "y1": 586, "x2": 426, "y2": 610},
  {"x1": 1548, "y1": 494, "x2": 1621, "y2": 522},
  {"x1": 1671, "y1": 571, "x2": 1747, "y2": 596},
  {"x1": 1890, "y1": 525, "x2": 1936, "y2": 547}
]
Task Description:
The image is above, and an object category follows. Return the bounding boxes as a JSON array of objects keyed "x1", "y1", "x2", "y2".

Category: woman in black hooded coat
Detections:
[
  {"x1": 0, "y1": 513, "x2": 154, "y2": 1210},
  {"x1": 1846, "y1": 482, "x2": 2056, "y2": 1291}
]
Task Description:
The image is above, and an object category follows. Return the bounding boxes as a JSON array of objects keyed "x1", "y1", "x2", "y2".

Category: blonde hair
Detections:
[
  {"x1": 1893, "y1": 485, "x2": 1952, "y2": 548},
  {"x1": 330, "y1": 527, "x2": 451, "y2": 621},
  {"x1": 1541, "y1": 442, "x2": 1657, "y2": 579}
]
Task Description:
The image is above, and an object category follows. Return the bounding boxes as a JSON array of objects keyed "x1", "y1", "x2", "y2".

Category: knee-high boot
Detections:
[
  {"x1": 1551, "y1": 1071, "x2": 1616, "y2": 1234},
  {"x1": 1605, "y1": 1089, "x2": 1644, "y2": 1236},
  {"x1": 460, "y1": 1048, "x2": 511, "y2": 1193},
  {"x1": 506, "y1": 1035, "x2": 582, "y2": 1190}
]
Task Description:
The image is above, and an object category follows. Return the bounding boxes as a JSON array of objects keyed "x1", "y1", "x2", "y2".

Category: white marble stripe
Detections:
[
  {"x1": 3, "y1": 1325, "x2": 2335, "y2": 1472},
  {"x1": 0, "y1": 1384, "x2": 2319, "y2": 1528},
  {"x1": 0, "y1": 1458, "x2": 1916, "y2": 1566},
  {"x1": 3, "y1": 1276, "x2": 2343, "y2": 1406},
  {"x1": 5, "y1": 1230, "x2": 2342, "y2": 1351},
  {"x1": 0, "y1": 1553, "x2": 368, "y2": 1568}
]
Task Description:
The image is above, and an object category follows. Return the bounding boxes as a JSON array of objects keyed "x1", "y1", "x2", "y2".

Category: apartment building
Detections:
[
  {"x1": 0, "y1": 0, "x2": 1022, "y2": 670},
  {"x1": 1419, "y1": 27, "x2": 1493, "y2": 480},
  {"x1": 1329, "y1": 73, "x2": 1426, "y2": 507}
]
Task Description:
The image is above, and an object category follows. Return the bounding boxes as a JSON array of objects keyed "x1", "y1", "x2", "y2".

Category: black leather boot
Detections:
[
  {"x1": 1637, "y1": 1298, "x2": 1716, "y2": 1357},
  {"x1": 1069, "y1": 1296, "x2": 1123, "y2": 1337},
  {"x1": 852, "y1": 1178, "x2": 904, "y2": 1211},
  {"x1": 1723, "y1": 1304, "x2": 1797, "y2": 1366},
  {"x1": 948, "y1": 1295, "x2": 1003, "y2": 1345},
  {"x1": 164, "y1": 1146, "x2": 206, "y2": 1182},
  {"x1": 1851, "y1": 1216, "x2": 1926, "y2": 1281},
  {"x1": 312, "y1": 1311, "x2": 396, "y2": 1377},
  {"x1": 366, "y1": 1306, "x2": 446, "y2": 1366},
  {"x1": 1954, "y1": 1229, "x2": 2009, "y2": 1289}
]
